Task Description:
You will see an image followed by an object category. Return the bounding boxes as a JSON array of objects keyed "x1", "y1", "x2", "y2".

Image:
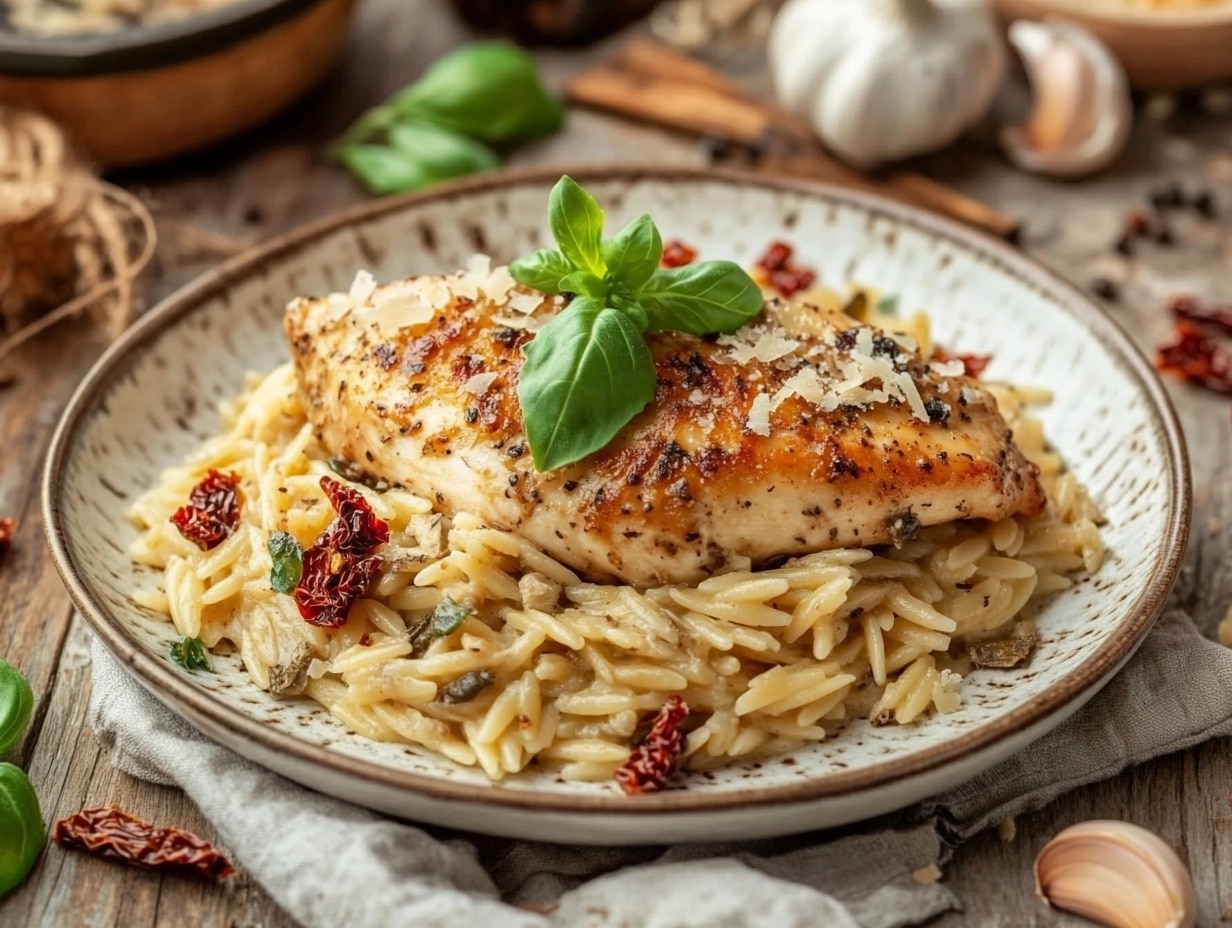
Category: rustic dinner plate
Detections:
[{"x1": 43, "y1": 167, "x2": 1189, "y2": 844}]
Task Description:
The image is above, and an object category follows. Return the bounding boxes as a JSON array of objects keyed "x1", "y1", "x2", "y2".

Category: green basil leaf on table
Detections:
[
  {"x1": 0, "y1": 762, "x2": 45, "y2": 897},
  {"x1": 335, "y1": 145, "x2": 437, "y2": 196},
  {"x1": 549, "y1": 175, "x2": 607, "y2": 277},
  {"x1": 169, "y1": 636, "x2": 211, "y2": 673},
  {"x1": 0, "y1": 658, "x2": 33, "y2": 756},
  {"x1": 601, "y1": 213, "x2": 663, "y2": 295},
  {"x1": 638, "y1": 261, "x2": 764, "y2": 335},
  {"x1": 509, "y1": 249, "x2": 574, "y2": 295},
  {"x1": 390, "y1": 41, "x2": 563, "y2": 143},
  {"x1": 268, "y1": 531, "x2": 304, "y2": 594},
  {"x1": 387, "y1": 121, "x2": 500, "y2": 178},
  {"x1": 441, "y1": 670, "x2": 495, "y2": 705},
  {"x1": 517, "y1": 299, "x2": 656, "y2": 472}
]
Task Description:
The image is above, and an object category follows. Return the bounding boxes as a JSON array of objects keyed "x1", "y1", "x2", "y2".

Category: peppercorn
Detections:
[
  {"x1": 1089, "y1": 277, "x2": 1120, "y2": 302},
  {"x1": 1113, "y1": 234, "x2": 1134, "y2": 257},
  {"x1": 701, "y1": 135, "x2": 732, "y2": 164},
  {"x1": 1151, "y1": 218, "x2": 1175, "y2": 246},
  {"x1": 1150, "y1": 183, "x2": 1184, "y2": 211},
  {"x1": 1192, "y1": 189, "x2": 1217, "y2": 218}
]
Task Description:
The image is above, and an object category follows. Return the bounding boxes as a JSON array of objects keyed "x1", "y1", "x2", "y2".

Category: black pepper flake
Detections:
[
  {"x1": 507, "y1": 442, "x2": 526, "y2": 459},
  {"x1": 465, "y1": 407, "x2": 478, "y2": 424},
  {"x1": 562, "y1": 480, "x2": 578, "y2": 492},
  {"x1": 1089, "y1": 277, "x2": 1120, "y2": 302},
  {"x1": 1193, "y1": 189, "x2": 1217, "y2": 218},
  {"x1": 835, "y1": 329, "x2": 858, "y2": 351},
  {"x1": 508, "y1": 474, "x2": 519, "y2": 486},
  {"x1": 871, "y1": 335, "x2": 899, "y2": 358},
  {"x1": 888, "y1": 511, "x2": 921, "y2": 547},
  {"x1": 1113, "y1": 234, "x2": 1134, "y2": 257},
  {"x1": 924, "y1": 399, "x2": 950, "y2": 423}
]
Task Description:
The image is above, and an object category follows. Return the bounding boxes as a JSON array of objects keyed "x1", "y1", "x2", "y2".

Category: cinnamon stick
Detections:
[{"x1": 565, "y1": 44, "x2": 1020, "y2": 241}]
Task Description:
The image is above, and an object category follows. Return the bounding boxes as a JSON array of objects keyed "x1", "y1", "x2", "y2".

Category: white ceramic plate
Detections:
[{"x1": 44, "y1": 168, "x2": 1189, "y2": 844}]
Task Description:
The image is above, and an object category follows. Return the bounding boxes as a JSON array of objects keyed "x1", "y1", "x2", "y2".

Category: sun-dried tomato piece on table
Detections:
[
  {"x1": 1169, "y1": 294, "x2": 1232, "y2": 337},
  {"x1": 0, "y1": 517, "x2": 14, "y2": 558},
  {"x1": 1155, "y1": 321, "x2": 1232, "y2": 393},
  {"x1": 614, "y1": 695, "x2": 690, "y2": 795},
  {"x1": 292, "y1": 476, "x2": 390, "y2": 628},
  {"x1": 52, "y1": 806, "x2": 235, "y2": 880},
  {"x1": 169, "y1": 470, "x2": 242, "y2": 550}
]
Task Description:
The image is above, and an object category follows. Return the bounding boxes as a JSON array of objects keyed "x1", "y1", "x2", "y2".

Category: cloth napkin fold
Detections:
[{"x1": 89, "y1": 608, "x2": 1232, "y2": 928}]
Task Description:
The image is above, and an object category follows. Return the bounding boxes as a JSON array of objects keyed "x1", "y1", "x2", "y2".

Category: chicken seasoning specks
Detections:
[{"x1": 285, "y1": 260, "x2": 1044, "y2": 587}]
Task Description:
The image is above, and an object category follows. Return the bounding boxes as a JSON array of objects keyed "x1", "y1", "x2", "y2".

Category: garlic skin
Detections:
[
  {"x1": 1001, "y1": 20, "x2": 1133, "y2": 179},
  {"x1": 1034, "y1": 820, "x2": 1196, "y2": 928},
  {"x1": 768, "y1": 0, "x2": 1005, "y2": 170}
]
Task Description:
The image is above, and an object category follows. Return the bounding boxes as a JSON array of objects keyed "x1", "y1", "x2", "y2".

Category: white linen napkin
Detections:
[{"x1": 89, "y1": 608, "x2": 1232, "y2": 928}]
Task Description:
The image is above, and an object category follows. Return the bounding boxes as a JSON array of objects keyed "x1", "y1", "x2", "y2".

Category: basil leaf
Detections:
[
  {"x1": 510, "y1": 249, "x2": 573, "y2": 295},
  {"x1": 639, "y1": 261, "x2": 763, "y2": 335},
  {"x1": 268, "y1": 532, "x2": 304, "y2": 594},
  {"x1": 335, "y1": 145, "x2": 436, "y2": 196},
  {"x1": 0, "y1": 762, "x2": 45, "y2": 896},
  {"x1": 876, "y1": 294, "x2": 899, "y2": 316},
  {"x1": 169, "y1": 636, "x2": 211, "y2": 673},
  {"x1": 549, "y1": 176, "x2": 606, "y2": 278},
  {"x1": 441, "y1": 670, "x2": 495, "y2": 704},
  {"x1": 602, "y1": 213, "x2": 662, "y2": 295},
  {"x1": 0, "y1": 658, "x2": 33, "y2": 756},
  {"x1": 558, "y1": 270, "x2": 606, "y2": 300},
  {"x1": 410, "y1": 597, "x2": 473, "y2": 656},
  {"x1": 387, "y1": 121, "x2": 499, "y2": 179},
  {"x1": 392, "y1": 42, "x2": 563, "y2": 143},
  {"x1": 518, "y1": 299, "x2": 656, "y2": 471},
  {"x1": 609, "y1": 290, "x2": 649, "y2": 331}
]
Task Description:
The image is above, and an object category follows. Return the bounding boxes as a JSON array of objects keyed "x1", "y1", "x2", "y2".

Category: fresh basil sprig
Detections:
[
  {"x1": 268, "y1": 532, "x2": 304, "y2": 594},
  {"x1": 332, "y1": 42, "x2": 563, "y2": 196},
  {"x1": 169, "y1": 636, "x2": 211, "y2": 674},
  {"x1": 510, "y1": 176, "x2": 763, "y2": 472}
]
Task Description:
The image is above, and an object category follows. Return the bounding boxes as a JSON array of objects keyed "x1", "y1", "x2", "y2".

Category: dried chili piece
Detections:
[
  {"x1": 753, "y1": 241, "x2": 817, "y2": 298},
  {"x1": 932, "y1": 347, "x2": 992, "y2": 379},
  {"x1": 1155, "y1": 321, "x2": 1232, "y2": 393},
  {"x1": 661, "y1": 240, "x2": 698, "y2": 268},
  {"x1": 0, "y1": 517, "x2": 14, "y2": 558},
  {"x1": 1170, "y1": 295, "x2": 1232, "y2": 337},
  {"x1": 52, "y1": 806, "x2": 235, "y2": 880},
  {"x1": 170, "y1": 470, "x2": 242, "y2": 551},
  {"x1": 292, "y1": 477, "x2": 389, "y2": 628},
  {"x1": 614, "y1": 695, "x2": 690, "y2": 796}
]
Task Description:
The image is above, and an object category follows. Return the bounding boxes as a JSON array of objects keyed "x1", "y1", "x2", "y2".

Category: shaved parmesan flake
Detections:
[
  {"x1": 508, "y1": 291, "x2": 543, "y2": 315},
  {"x1": 463, "y1": 372, "x2": 499, "y2": 395},
  {"x1": 931, "y1": 359, "x2": 966, "y2": 378},
  {"x1": 719, "y1": 329, "x2": 800, "y2": 365},
  {"x1": 349, "y1": 270, "x2": 377, "y2": 304},
  {"x1": 482, "y1": 265, "x2": 517, "y2": 302},
  {"x1": 491, "y1": 314, "x2": 543, "y2": 331},
  {"x1": 467, "y1": 253, "x2": 492, "y2": 278},
  {"x1": 747, "y1": 393, "x2": 772, "y2": 436},
  {"x1": 781, "y1": 367, "x2": 830, "y2": 406}
]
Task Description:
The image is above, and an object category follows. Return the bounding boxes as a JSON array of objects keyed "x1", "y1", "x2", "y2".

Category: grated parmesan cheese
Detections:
[
  {"x1": 719, "y1": 328, "x2": 800, "y2": 365},
  {"x1": 462, "y1": 372, "x2": 499, "y2": 395},
  {"x1": 508, "y1": 291, "x2": 543, "y2": 315},
  {"x1": 348, "y1": 269, "x2": 377, "y2": 304},
  {"x1": 747, "y1": 393, "x2": 772, "y2": 436},
  {"x1": 931, "y1": 358, "x2": 966, "y2": 378}
]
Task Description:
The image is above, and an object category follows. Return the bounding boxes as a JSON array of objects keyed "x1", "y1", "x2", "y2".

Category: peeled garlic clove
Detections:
[
  {"x1": 1034, "y1": 820, "x2": 1195, "y2": 928},
  {"x1": 1001, "y1": 20, "x2": 1132, "y2": 179}
]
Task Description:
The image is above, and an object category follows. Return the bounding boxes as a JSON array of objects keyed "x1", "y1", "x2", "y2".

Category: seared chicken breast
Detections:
[{"x1": 285, "y1": 262, "x2": 1045, "y2": 586}]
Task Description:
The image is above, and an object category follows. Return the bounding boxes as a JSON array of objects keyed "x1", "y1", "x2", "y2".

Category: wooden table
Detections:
[{"x1": 4, "y1": 2, "x2": 1232, "y2": 924}]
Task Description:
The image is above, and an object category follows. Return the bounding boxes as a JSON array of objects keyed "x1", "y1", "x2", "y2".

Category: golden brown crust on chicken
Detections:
[{"x1": 285, "y1": 266, "x2": 1044, "y2": 586}]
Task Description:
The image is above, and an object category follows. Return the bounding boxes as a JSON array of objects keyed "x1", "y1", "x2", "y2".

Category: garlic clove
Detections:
[
  {"x1": 1034, "y1": 820, "x2": 1196, "y2": 928},
  {"x1": 1001, "y1": 20, "x2": 1132, "y2": 179}
]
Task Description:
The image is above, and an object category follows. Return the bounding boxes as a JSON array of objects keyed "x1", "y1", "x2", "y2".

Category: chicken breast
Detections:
[{"x1": 285, "y1": 262, "x2": 1045, "y2": 587}]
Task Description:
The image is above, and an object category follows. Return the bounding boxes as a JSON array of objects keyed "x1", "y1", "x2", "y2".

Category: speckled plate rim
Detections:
[
  {"x1": 0, "y1": 0, "x2": 326, "y2": 76},
  {"x1": 43, "y1": 165, "x2": 1191, "y2": 816}
]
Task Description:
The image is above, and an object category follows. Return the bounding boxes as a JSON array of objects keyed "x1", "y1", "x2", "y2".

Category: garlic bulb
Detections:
[
  {"x1": 1034, "y1": 820, "x2": 1196, "y2": 928},
  {"x1": 768, "y1": 0, "x2": 1006, "y2": 169},
  {"x1": 1001, "y1": 20, "x2": 1133, "y2": 179}
]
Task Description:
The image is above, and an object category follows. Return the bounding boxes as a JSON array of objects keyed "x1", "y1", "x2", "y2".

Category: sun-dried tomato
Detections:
[
  {"x1": 170, "y1": 470, "x2": 242, "y2": 550},
  {"x1": 292, "y1": 477, "x2": 389, "y2": 628},
  {"x1": 753, "y1": 241, "x2": 817, "y2": 298},
  {"x1": 0, "y1": 518, "x2": 13, "y2": 558},
  {"x1": 661, "y1": 240, "x2": 698, "y2": 268},
  {"x1": 933, "y1": 347, "x2": 992, "y2": 379},
  {"x1": 52, "y1": 806, "x2": 235, "y2": 880},
  {"x1": 1169, "y1": 295, "x2": 1232, "y2": 337},
  {"x1": 614, "y1": 695, "x2": 690, "y2": 796},
  {"x1": 1155, "y1": 321, "x2": 1232, "y2": 393}
]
